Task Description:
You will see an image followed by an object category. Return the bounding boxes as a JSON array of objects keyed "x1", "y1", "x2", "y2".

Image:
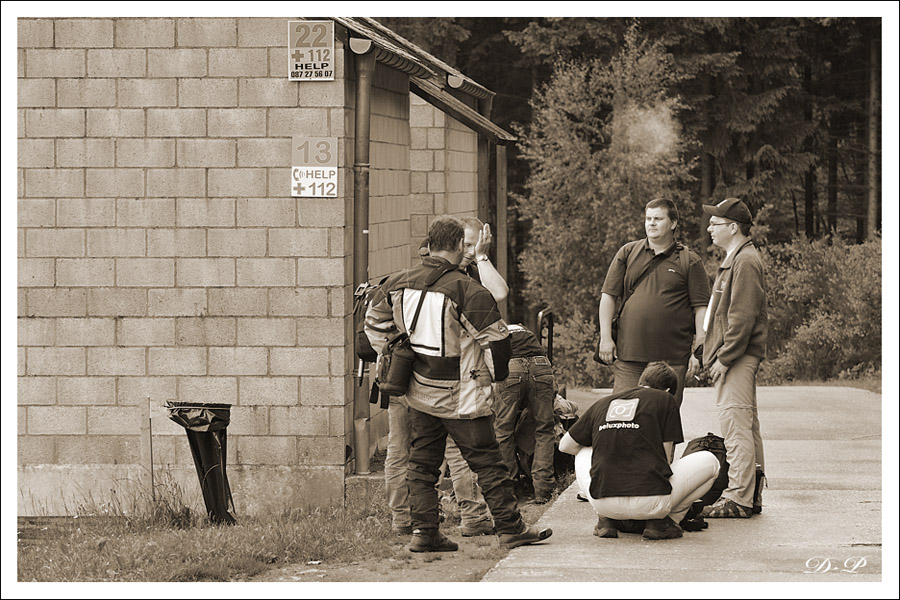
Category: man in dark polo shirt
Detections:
[
  {"x1": 597, "y1": 198, "x2": 710, "y2": 407},
  {"x1": 559, "y1": 362, "x2": 720, "y2": 540},
  {"x1": 493, "y1": 324, "x2": 558, "y2": 503}
]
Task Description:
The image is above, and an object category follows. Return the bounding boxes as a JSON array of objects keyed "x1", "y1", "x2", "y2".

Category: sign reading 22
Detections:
[{"x1": 295, "y1": 23, "x2": 329, "y2": 47}]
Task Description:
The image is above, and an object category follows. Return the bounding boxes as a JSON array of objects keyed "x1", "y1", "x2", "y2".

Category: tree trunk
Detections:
[
  {"x1": 826, "y1": 122, "x2": 838, "y2": 235},
  {"x1": 803, "y1": 62, "x2": 816, "y2": 238},
  {"x1": 866, "y1": 26, "x2": 879, "y2": 240}
]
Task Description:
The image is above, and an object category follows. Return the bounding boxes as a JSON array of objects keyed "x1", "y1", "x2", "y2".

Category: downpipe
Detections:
[{"x1": 351, "y1": 39, "x2": 376, "y2": 474}]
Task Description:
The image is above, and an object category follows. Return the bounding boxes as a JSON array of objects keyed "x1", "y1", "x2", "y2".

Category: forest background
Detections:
[{"x1": 379, "y1": 16, "x2": 883, "y2": 387}]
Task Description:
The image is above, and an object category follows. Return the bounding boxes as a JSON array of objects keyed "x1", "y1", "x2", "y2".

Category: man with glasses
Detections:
[
  {"x1": 597, "y1": 199, "x2": 710, "y2": 407},
  {"x1": 700, "y1": 198, "x2": 768, "y2": 518}
]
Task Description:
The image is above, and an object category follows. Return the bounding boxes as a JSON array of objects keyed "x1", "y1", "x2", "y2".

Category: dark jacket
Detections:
[{"x1": 364, "y1": 256, "x2": 511, "y2": 419}]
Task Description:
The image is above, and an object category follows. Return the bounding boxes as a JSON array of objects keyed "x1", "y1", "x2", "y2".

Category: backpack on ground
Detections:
[{"x1": 680, "y1": 432, "x2": 766, "y2": 530}]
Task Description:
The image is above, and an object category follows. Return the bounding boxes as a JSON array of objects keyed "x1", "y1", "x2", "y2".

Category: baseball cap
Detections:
[{"x1": 702, "y1": 198, "x2": 752, "y2": 224}]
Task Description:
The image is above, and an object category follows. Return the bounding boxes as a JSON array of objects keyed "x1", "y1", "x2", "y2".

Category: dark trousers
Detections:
[
  {"x1": 493, "y1": 356, "x2": 557, "y2": 495},
  {"x1": 407, "y1": 407, "x2": 524, "y2": 534}
]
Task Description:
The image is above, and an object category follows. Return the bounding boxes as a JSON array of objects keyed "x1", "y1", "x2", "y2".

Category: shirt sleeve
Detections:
[
  {"x1": 687, "y1": 251, "x2": 712, "y2": 307},
  {"x1": 457, "y1": 280, "x2": 510, "y2": 381},
  {"x1": 363, "y1": 287, "x2": 397, "y2": 355},
  {"x1": 600, "y1": 244, "x2": 629, "y2": 297},
  {"x1": 661, "y1": 394, "x2": 684, "y2": 444},
  {"x1": 566, "y1": 402, "x2": 598, "y2": 447}
]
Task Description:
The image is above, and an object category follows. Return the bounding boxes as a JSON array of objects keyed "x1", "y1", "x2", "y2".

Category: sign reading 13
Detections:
[{"x1": 292, "y1": 137, "x2": 338, "y2": 198}]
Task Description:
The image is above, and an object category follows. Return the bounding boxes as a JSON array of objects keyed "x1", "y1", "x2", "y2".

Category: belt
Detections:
[{"x1": 510, "y1": 355, "x2": 550, "y2": 366}]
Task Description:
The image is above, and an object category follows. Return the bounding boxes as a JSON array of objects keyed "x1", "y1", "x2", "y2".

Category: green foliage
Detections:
[
  {"x1": 551, "y1": 310, "x2": 613, "y2": 388},
  {"x1": 761, "y1": 237, "x2": 881, "y2": 381},
  {"x1": 516, "y1": 23, "x2": 695, "y2": 321}
]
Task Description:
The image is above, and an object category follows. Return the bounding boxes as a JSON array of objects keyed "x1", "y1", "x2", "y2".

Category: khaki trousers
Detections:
[{"x1": 715, "y1": 354, "x2": 764, "y2": 508}]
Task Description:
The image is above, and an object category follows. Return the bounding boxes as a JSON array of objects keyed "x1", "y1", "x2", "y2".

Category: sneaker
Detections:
[
  {"x1": 498, "y1": 524, "x2": 553, "y2": 549},
  {"x1": 391, "y1": 525, "x2": 413, "y2": 536},
  {"x1": 701, "y1": 497, "x2": 752, "y2": 519},
  {"x1": 408, "y1": 529, "x2": 458, "y2": 553},
  {"x1": 642, "y1": 516, "x2": 683, "y2": 540},
  {"x1": 533, "y1": 494, "x2": 551, "y2": 505},
  {"x1": 459, "y1": 522, "x2": 495, "y2": 537},
  {"x1": 593, "y1": 516, "x2": 618, "y2": 538}
]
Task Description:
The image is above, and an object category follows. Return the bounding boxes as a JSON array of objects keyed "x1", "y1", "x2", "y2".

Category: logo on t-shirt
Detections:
[{"x1": 606, "y1": 398, "x2": 639, "y2": 422}]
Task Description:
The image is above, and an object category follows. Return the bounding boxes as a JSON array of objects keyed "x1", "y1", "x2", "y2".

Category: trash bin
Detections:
[{"x1": 165, "y1": 401, "x2": 236, "y2": 525}]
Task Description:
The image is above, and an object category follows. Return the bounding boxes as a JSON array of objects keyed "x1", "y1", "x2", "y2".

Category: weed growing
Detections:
[{"x1": 18, "y1": 469, "x2": 395, "y2": 582}]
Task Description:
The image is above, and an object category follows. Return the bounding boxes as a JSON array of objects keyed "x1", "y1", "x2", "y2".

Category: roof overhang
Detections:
[
  {"x1": 332, "y1": 17, "x2": 516, "y2": 145},
  {"x1": 410, "y1": 77, "x2": 516, "y2": 145}
]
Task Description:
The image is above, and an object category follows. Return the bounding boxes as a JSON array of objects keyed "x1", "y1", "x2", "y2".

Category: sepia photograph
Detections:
[{"x1": 3, "y1": 2, "x2": 897, "y2": 597}]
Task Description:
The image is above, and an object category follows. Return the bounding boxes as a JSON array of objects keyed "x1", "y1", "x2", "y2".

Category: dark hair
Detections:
[
  {"x1": 645, "y1": 198, "x2": 679, "y2": 224},
  {"x1": 427, "y1": 216, "x2": 465, "y2": 252},
  {"x1": 638, "y1": 361, "x2": 679, "y2": 396},
  {"x1": 737, "y1": 221, "x2": 751, "y2": 236}
]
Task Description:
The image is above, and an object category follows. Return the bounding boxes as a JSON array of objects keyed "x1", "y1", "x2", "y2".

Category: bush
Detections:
[
  {"x1": 552, "y1": 311, "x2": 613, "y2": 388},
  {"x1": 761, "y1": 237, "x2": 881, "y2": 382}
]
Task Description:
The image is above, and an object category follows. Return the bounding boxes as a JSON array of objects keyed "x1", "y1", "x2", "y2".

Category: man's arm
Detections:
[
  {"x1": 459, "y1": 285, "x2": 510, "y2": 382},
  {"x1": 717, "y1": 257, "x2": 765, "y2": 367},
  {"x1": 473, "y1": 223, "x2": 508, "y2": 302},
  {"x1": 597, "y1": 293, "x2": 618, "y2": 363},
  {"x1": 663, "y1": 441, "x2": 675, "y2": 464},
  {"x1": 363, "y1": 290, "x2": 397, "y2": 354},
  {"x1": 559, "y1": 432, "x2": 585, "y2": 456},
  {"x1": 687, "y1": 306, "x2": 707, "y2": 377}
]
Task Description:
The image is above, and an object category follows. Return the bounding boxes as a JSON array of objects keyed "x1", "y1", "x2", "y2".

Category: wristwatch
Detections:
[{"x1": 475, "y1": 255, "x2": 489, "y2": 263}]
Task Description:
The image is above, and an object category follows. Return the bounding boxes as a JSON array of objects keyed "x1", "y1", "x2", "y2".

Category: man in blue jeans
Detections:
[{"x1": 493, "y1": 324, "x2": 557, "y2": 504}]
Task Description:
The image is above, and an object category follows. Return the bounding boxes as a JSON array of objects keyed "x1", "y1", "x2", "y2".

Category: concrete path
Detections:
[{"x1": 483, "y1": 386, "x2": 884, "y2": 583}]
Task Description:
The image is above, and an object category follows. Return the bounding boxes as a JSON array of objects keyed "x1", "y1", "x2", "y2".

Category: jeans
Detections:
[
  {"x1": 715, "y1": 354, "x2": 764, "y2": 507},
  {"x1": 385, "y1": 396, "x2": 491, "y2": 529},
  {"x1": 575, "y1": 446, "x2": 720, "y2": 524},
  {"x1": 613, "y1": 360, "x2": 688, "y2": 408},
  {"x1": 407, "y1": 407, "x2": 524, "y2": 534},
  {"x1": 493, "y1": 356, "x2": 557, "y2": 496}
]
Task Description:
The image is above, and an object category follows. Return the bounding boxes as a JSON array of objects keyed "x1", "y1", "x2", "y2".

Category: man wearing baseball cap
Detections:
[{"x1": 700, "y1": 198, "x2": 768, "y2": 518}]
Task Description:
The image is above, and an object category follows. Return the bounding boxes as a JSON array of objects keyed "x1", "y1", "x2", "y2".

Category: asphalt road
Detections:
[{"x1": 482, "y1": 386, "x2": 885, "y2": 585}]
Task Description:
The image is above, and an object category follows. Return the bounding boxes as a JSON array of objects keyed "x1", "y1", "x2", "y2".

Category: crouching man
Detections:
[{"x1": 559, "y1": 362, "x2": 719, "y2": 540}]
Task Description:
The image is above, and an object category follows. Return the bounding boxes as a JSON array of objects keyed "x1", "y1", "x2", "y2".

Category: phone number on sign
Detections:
[{"x1": 291, "y1": 70, "x2": 333, "y2": 78}]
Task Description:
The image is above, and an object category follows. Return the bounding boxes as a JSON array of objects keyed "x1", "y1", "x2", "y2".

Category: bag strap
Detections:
[
  {"x1": 408, "y1": 264, "x2": 454, "y2": 334},
  {"x1": 619, "y1": 242, "x2": 683, "y2": 312}
]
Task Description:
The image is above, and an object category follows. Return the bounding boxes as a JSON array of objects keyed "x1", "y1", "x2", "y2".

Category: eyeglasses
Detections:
[{"x1": 708, "y1": 221, "x2": 733, "y2": 228}]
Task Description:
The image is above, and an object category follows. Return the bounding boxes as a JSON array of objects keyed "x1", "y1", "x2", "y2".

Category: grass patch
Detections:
[
  {"x1": 19, "y1": 466, "x2": 575, "y2": 582},
  {"x1": 18, "y1": 503, "x2": 395, "y2": 582},
  {"x1": 18, "y1": 470, "x2": 396, "y2": 582}
]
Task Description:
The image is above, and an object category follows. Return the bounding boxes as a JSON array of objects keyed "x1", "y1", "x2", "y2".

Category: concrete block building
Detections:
[{"x1": 16, "y1": 16, "x2": 514, "y2": 516}]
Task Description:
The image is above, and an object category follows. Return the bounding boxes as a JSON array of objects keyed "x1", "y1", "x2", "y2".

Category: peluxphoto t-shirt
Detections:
[{"x1": 567, "y1": 386, "x2": 683, "y2": 499}]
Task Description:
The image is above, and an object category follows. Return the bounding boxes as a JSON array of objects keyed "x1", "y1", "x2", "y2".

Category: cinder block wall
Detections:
[
  {"x1": 409, "y1": 94, "x2": 477, "y2": 262},
  {"x1": 366, "y1": 65, "x2": 412, "y2": 280},
  {"x1": 17, "y1": 17, "x2": 353, "y2": 516}
]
